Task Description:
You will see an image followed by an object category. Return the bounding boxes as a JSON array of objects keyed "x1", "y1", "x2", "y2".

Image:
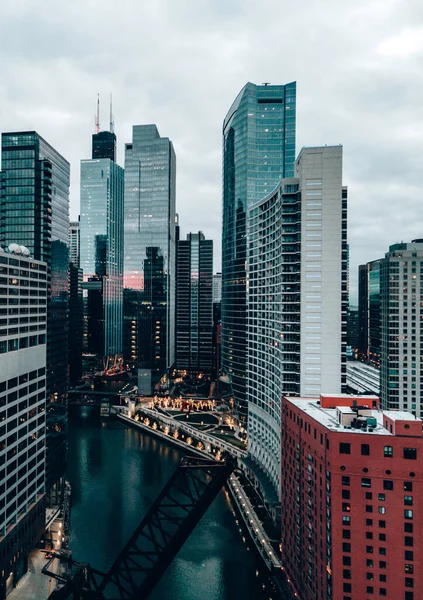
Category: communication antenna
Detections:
[
  {"x1": 262, "y1": 82, "x2": 271, "y2": 86},
  {"x1": 95, "y1": 94, "x2": 101, "y2": 133},
  {"x1": 110, "y1": 93, "x2": 114, "y2": 133}
]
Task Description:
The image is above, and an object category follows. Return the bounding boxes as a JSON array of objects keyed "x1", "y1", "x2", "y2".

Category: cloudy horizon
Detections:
[{"x1": 1, "y1": 0, "x2": 422, "y2": 300}]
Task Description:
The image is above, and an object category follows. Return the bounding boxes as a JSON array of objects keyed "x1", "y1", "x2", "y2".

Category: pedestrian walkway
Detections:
[{"x1": 8, "y1": 549, "x2": 58, "y2": 600}]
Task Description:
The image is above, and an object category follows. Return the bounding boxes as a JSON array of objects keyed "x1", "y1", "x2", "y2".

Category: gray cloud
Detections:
[{"x1": 1, "y1": 0, "x2": 422, "y2": 300}]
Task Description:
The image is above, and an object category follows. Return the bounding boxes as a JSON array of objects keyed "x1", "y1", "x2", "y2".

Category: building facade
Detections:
[
  {"x1": 176, "y1": 232, "x2": 213, "y2": 374},
  {"x1": 0, "y1": 250, "x2": 47, "y2": 595},
  {"x1": 0, "y1": 131, "x2": 70, "y2": 494},
  {"x1": 380, "y1": 241, "x2": 423, "y2": 417},
  {"x1": 358, "y1": 259, "x2": 381, "y2": 365},
  {"x1": 92, "y1": 130, "x2": 116, "y2": 163},
  {"x1": 246, "y1": 146, "x2": 347, "y2": 498},
  {"x1": 212, "y1": 272, "x2": 222, "y2": 303},
  {"x1": 123, "y1": 125, "x2": 176, "y2": 390},
  {"x1": 69, "y1": 220, "x2": 80, "y2": 268},
  {"x1": 69, "y1": 262, "x2": 83, "y2": 386},
  {"x1": 282, "y1": 393, "x2": 423, "y2": 600},
  {"x1": 80, "y1": 157, "x2": 124, "y2": 364},
  {"x1": 222, "y1": 81, "x2": 296, "y2": 423}
]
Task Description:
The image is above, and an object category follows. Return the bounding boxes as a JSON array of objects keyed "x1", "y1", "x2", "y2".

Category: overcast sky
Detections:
[{"x1": 1, "y1": 0, "x2": 422, "y2": 300}]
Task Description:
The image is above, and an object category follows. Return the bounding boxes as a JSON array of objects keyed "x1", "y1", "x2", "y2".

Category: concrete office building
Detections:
[
  {"x1": 246, "y1": 146, "x2": 347, "y2": 499},
  {"x1": 222, "y1": 81, "x2": 296, "y2": 423},
  {"x1": 0, "y1": 250, "x2": 47, "y2": 595},
  {"x1": 380, "y1": 240, "x2": 423, "y2": 417},
  {"x1": 212, "y1": 273, "x2": 222, "y2": 303},
  {"x1": 0, "y1": 131, "x2": 70, "y2": 495},
  {"x1": 123, "y1": 125, "x2": 176, "y2": 391},
  {"x1": 282, "y1": 393, "x2": 422, "y2": 600},
  {"x1": 69, "y1": 220, "x2": 80, "y2": 268},
  {"x1": 176, "y1": 232, "x2": 213, "y2": 374}
]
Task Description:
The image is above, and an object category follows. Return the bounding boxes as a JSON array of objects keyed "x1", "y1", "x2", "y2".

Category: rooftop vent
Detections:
[{"x1": 8, "y1": 243, "x2": 30, "y2": 257}]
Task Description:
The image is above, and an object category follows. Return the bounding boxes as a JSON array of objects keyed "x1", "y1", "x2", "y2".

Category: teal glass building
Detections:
[
  {"x1": 80, "y1": 158, "x2": 124, "y2": 362},
  {"x1": 123, "y1": 125, "x2": 176, "y2": 390},
  {"x1": 221, "y1": 82, "x2": 296, "y2": 422}
]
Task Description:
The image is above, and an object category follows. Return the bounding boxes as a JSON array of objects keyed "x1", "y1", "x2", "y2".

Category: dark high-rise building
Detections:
[
  {"x1": 222, "y1": 82, "x2": 296, "y2": 423},
  {"x1": 69, "y1": 262, "x2": 83, "y2": 386},
  {"x1": 92, "y1": 130, "x2": 116, "y2": 162},
  {"x1": 358, "y1": 259, "x2": 381, "y2": 365},
  {"x1": 0, "y1": 131, "x2": 70, "y2": 493},
  {"x1": 347, "y1": 305, "x2": 359, "y2": 357},
  {"x1": 69, "y1": 220, "x2": 80, "y2": 267},
  {"x1": 176, "y1": 232, "x2": 213, "y2": 374},
  {"x1": 358, "y1": 263, "x2": 368, "y2": 358},
  {"x1": 123, "y1": 125, "x2": 176, "y2": 391},
  {"x1": 69, "y1": 219, "x2": 83, "y2": 386}
]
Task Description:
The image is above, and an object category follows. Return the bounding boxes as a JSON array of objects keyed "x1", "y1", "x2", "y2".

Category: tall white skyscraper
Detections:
[{"x1": 246, "y1": 146, "x2": 347, "y2": 497}]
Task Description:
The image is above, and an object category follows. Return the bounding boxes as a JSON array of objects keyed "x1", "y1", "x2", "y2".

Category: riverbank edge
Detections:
[
  {"x1": 116, "y1": 412, "x2": 295, "y2": 600},
  {"x1": 117, "y1": 413, "x2": 213, "y2": 459}
]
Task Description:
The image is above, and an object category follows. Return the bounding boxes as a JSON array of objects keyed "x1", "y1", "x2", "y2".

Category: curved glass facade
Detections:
[
  {"x1": 247, "y1": 181, "x2": 301, "y2": 493},
  {"x1": 222, "y1": 82, "x2": 296, "y2": 422},
  {"x1": 247, "y1": 147, "x2": 347, "y2": 498},
  {"x1": 0, "y1": 130, "x2": 70, "y2": 491}
]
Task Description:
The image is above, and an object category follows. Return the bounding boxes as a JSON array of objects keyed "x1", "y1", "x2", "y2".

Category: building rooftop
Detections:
[{"x1": 285, "y1": 395, "x2": 422, "y2": 437}]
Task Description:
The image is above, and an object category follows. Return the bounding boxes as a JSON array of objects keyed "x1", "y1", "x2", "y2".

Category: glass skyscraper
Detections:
[
  {"x1": 0, "y1": 130, "x2": 70, "y2": 493},
  {"x1": 92, "y1": 130, "x2": 116, "y2": 163},
  {"x1": 222, "y1": 82, "x2": 296, "y2": 422},
  {"x1": 80, "y1": 157, "x2": 124, "y2": 362},
  {"x1": 123, "y1": 125, "x2": 176, "y2": 389}
]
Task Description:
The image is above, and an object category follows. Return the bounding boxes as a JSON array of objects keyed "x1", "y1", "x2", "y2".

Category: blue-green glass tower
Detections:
[
  {"x1": 221, "y1": 82, "x2": 296, "y2": 423},
  {"x1": 80, "y1": 151, "x2": 124, "y2": 365}
]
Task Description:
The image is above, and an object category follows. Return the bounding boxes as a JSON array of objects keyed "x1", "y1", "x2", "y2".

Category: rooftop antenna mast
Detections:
[
  {"x1": 95, "y1": 94, "x2": 101, "y2": 134},
  {"x1": 109, "y1": 93, "x2": 115, "y2": 133}
]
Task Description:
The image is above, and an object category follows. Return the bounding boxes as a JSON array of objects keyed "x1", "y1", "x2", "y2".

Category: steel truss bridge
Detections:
[{"x1": 44, "y1": 458, "x2": 234, "y2": 600}]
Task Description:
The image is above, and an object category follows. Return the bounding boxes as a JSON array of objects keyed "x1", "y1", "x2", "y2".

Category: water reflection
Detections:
[{"x1": 67, "y1": 408, "x2": 277, "y2": 600}]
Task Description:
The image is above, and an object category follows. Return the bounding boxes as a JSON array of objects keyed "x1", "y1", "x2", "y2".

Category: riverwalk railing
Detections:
[
  {"x1": 117, "y1": 408, "x2": 297, "y2": 596},
  {"x1": 228, "y1": 473, "x2": 282, "y2": 571},
  {"x1": 135, "y1": 405, "x2": 247, "y2": 459}
]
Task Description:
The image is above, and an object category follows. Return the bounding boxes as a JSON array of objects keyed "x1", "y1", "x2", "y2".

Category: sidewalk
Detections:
[{"x1": 8, "y1": 549, "x2": 58, "y2": 600}]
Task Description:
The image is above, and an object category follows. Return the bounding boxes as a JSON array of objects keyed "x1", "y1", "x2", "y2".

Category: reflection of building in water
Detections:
[{"x1": 123, "y1": 125, "x2": 176, "y2": 392}]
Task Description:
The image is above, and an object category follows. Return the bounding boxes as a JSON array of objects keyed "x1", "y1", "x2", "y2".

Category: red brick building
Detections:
[{"x1": 281, "y1": 393, "x2": 423, "y2": 600}]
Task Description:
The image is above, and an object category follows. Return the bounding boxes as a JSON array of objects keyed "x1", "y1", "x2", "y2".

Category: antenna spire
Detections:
[
  {"x1": 95, "y1": 94, "x2": 101, "y2": 134},
  {"x1": 110, "y1": 93, "x2": 114, "y2": 133}
]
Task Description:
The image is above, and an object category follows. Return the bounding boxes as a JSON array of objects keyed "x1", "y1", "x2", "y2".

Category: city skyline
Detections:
[{"x1": 1, "y1": 1, "x2": 422, "y2": 297}]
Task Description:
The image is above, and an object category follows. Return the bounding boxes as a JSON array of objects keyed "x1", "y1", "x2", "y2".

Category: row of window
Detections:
[{"x1": 340, "y1": 442, "x2": 417, "y2": 460}]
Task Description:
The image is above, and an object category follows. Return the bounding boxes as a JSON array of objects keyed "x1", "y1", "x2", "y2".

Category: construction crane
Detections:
[{"x1": 44, "y1": 457, "x2": 234, "y2": 600}]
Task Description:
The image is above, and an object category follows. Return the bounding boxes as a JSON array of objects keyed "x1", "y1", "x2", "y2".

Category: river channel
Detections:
[{"x1": 67, "y1": 407, "x2": 279, "y2": 600}]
